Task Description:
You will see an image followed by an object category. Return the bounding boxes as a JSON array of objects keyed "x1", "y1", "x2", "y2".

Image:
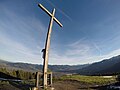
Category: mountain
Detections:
[
  {"x1": 0, "y1": 59, "x2": 89, "y2": 73},
  {"x1": 48, "y1": 64, "x2": 89, "y2": 72},
  {"x1": 76, "y1": 55, "x2": 120, "y2": 75},
  {"x1": 1, "y1": 55, "x2": 120, "y2": 75}
]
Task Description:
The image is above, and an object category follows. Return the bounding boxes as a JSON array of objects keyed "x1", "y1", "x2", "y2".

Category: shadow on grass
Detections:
[
  {"x1": 0, "y1": 72, "x2": 19, "y2": 79},
  {"x1": 9, "y1": 81, "x2": 34, "y2": 90},
  {"x1": 0, "y1": 72, "x2": 35, "y2": 90}
]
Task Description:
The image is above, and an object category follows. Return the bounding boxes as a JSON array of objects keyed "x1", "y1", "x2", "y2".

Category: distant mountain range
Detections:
[
  {"x1": 0, "y1": 55, "x2": 120, "y2": 75},
  {"x1": 75, "y1": 55, "x2": 120, "y2": 75},
  {"x1": 0, "y1": 59, "x2": 89, "y2": 73}
]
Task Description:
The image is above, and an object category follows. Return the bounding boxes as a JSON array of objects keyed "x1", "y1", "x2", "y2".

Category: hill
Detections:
[
  {"x1": 0, "y1": 59, "x2": 89, "y2": 73},
  {"x1": 0, "y1": 59, "x2": 42, "y2": 72},
  {"x1": 76, "y1": 55, "x2": 120, "y2": 75},
  {"x1": 1, "y1": 55, "x2": 120, "y2": 75}
]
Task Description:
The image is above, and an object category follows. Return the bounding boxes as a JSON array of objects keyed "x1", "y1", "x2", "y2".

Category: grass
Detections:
[
  {"x1": 21, "y1": 79, "x2": 35, "y2": 85},
  {"x1": 0, "y1": 75, "x2": 117, "y2": 90},
  {"x1": 0, "y1": 81, "x2": 10, "y2": 85},
  {"x1": 60, "y1": 75, "x2": 117, "y2": 85}
]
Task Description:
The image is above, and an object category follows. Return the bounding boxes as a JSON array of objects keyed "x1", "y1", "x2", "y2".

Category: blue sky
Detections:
[{"x1": 0, "y1": 0, "x2": 120, "y2": 65}]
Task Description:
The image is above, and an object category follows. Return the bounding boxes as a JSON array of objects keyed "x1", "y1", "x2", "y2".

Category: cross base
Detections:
[
  {"x1": 34, "y1": 71, "x2": 53, "y2": 89},
  {"x1": 32, "y1": 86, "x2": 54, "y2": 90}
]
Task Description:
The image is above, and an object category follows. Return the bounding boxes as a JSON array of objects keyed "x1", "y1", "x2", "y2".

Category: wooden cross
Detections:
[{"x1": 38, "y1": 4, "x2": 63, "y2": 88}]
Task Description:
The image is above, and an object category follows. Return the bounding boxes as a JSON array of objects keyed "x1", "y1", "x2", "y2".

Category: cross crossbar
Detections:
[{"x1": 38, "y1": 4, "x2": 63, "y2": 27}]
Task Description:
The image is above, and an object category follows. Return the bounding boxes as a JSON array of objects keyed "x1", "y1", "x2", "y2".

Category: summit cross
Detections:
[{"x1": 38, "y1": 3, "x2": 63, "y2": 88}]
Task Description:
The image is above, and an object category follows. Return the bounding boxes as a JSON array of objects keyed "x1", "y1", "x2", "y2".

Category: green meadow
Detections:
[{"x1": 60, "y1": 75, "x2": 117, "y2": 85}]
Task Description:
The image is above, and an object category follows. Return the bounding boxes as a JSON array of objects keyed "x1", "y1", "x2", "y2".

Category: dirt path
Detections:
[{"x1": 53, "y1": 80, "x2": 95, "y2": 90}]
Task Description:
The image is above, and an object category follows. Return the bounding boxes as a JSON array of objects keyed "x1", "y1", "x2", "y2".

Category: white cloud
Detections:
[
  {"x1": 0, "y1": 31, "x2": 42, "y2": 64},
  {"x1": 66, "y1": 39, "x2": 91, "y2": 56},
  {"x1": 48, "y1": 39, "x2": 120, "y2": 65},
  {"x1": 0, "y1": 8, "x2": 46, "y2": 64}
]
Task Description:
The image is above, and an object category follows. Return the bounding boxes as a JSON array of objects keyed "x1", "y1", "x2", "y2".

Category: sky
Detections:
[{"x1": 0, "y1": 0, "x2": 120, "y2": 65}]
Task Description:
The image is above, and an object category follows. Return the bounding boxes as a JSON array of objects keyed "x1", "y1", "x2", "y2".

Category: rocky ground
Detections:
[{"x1": 53, "y1": 80, "x2": 108, "y2": 90}]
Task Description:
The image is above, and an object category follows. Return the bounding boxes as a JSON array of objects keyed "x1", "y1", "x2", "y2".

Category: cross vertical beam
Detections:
[
  {"x1": 43, "y1": 8, "x2": 55, "y2": 88},
  {"x1": 38, "y1": 4, "x2": 63, "y2": 89}
]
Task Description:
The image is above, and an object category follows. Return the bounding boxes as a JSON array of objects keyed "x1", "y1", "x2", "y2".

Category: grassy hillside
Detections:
[{"x1": 0, "y1": 74, "x2": 118, "y2": 90}]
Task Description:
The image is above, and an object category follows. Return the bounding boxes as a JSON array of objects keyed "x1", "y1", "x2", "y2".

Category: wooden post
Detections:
[
  {"x1": 50, "y1": 72, "x2": 52, "y2": 86},
  {"x1": 38, "y1": 4, "x2": 63, "y2": 89},
  {"x1": 35, "y1": 72, "x2": 40, "y2": 87}
]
